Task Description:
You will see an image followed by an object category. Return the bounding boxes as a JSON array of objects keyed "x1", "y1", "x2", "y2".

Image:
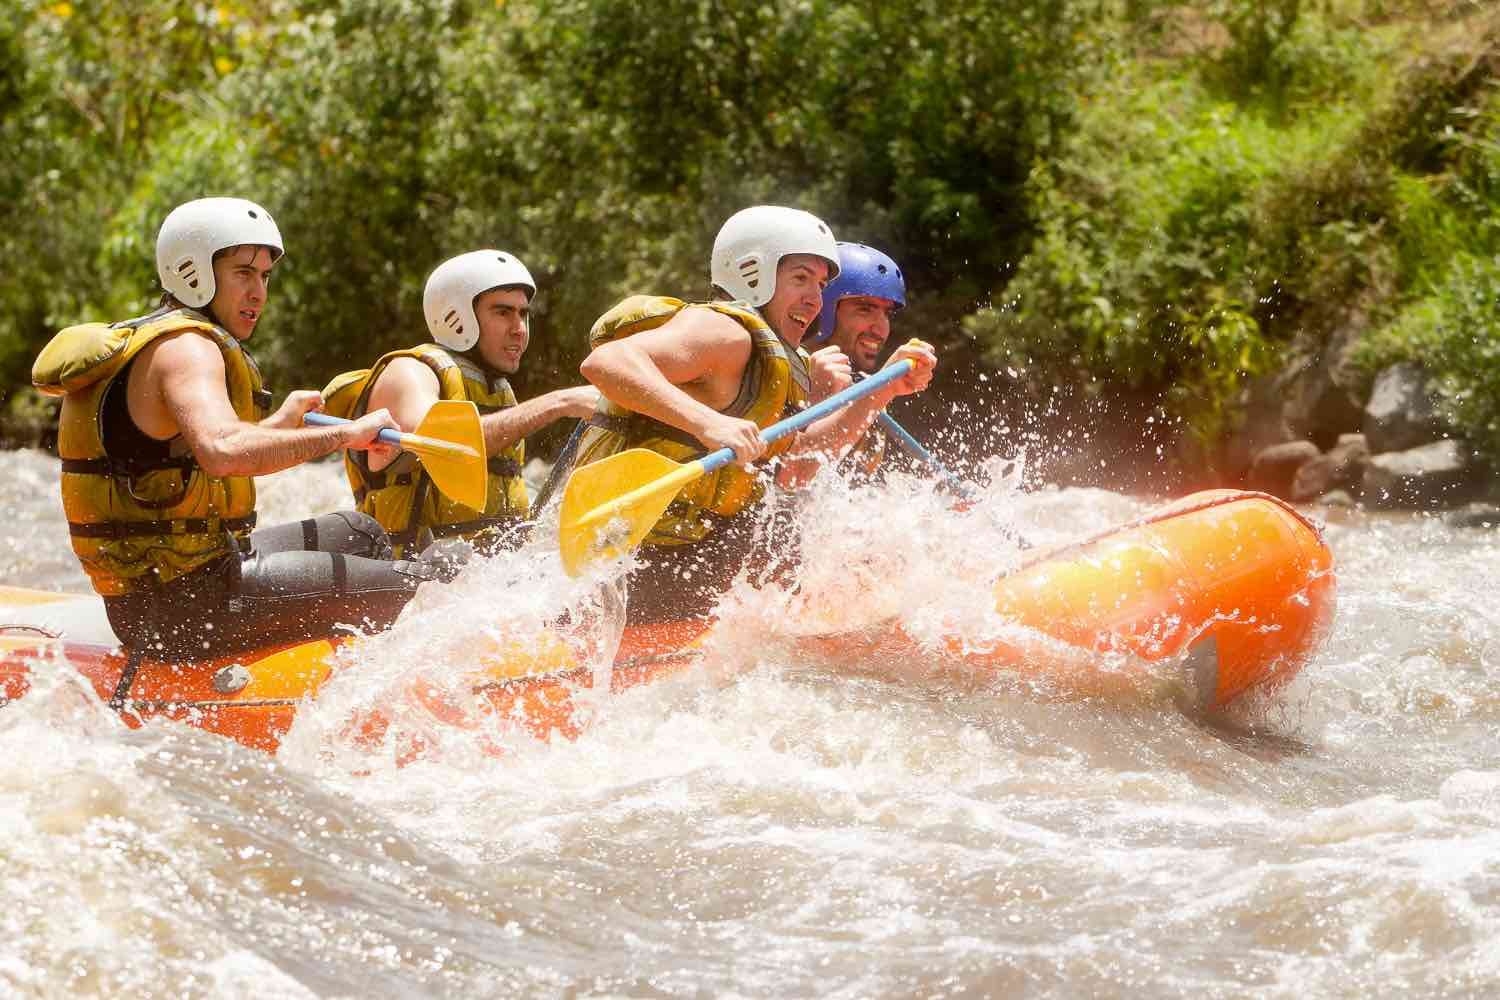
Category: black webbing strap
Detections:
[
  {"x1": 487, "y1": 456, "x2": 523, "y2": 478},
  {"x1": 68, "y1": 514, "x2": 258, "y2": 539},
  {"x1": 586, "y1": 411, "x2": 702, "y2": 450},
  {"x1": 61, "y1": 456, "x2": 198, "y2": 476}
]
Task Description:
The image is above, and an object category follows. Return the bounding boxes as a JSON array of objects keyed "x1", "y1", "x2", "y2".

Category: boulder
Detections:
[
  {"x1": 1223, "y1": 373, "x2": 1293, "y2": 481},
  {"x1": 1290, "y1": 433, "x2": 1370, "y2": 501},
  {"x1": 1363, "y1": 363, "x2": 1450, "y2": 454},
  {"x1": 1280, "y1": 323, "x2": 1367, "y2": 448},
  {"x1": 1316, "y1": 489, "x2": 1358, "y2": 508},
  {"x1": 1247, "y1": 440, "x2": 1321, "y2": 497},
  {"x1": 1362, "y1": 439, "x2": 1478, "y2": 509}
]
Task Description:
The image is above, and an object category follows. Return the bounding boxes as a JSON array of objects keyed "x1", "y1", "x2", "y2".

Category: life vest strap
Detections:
[
  {"x1": 587, "y1": 411, "x2": 702, "y2": 451},
  {"x1": 68, "y1": 513, "x2": 258, "y2": 539},
  {"x1": 353, "y1": 470, "x2": 416, "y2": 504},
  {"x1": 487, "y1": 456, "x2": 522, "y2": 478},
  {"x1": 61, "y1": 456, "x2": 198, "y2": 476}
]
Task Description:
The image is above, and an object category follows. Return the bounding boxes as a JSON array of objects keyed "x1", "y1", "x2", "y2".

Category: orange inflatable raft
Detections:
[{"x1": 0, "y1": 490, "x2": 1335, "y2": 754}]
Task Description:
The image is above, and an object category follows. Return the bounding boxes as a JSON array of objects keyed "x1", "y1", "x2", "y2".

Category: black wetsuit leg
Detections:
[
  {"x1": 103, "y1": 511, "x2": 446, "y2": 659},
  {"x1": 623, "y1": 503, "x2": 800, "y2": 626}
]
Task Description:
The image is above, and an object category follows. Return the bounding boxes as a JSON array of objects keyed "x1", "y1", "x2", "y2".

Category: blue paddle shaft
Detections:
[
  {"x1": 876, "y1": 411, "x2": 975, "y2": 499},
  {"x1": 303, "y1": 410, "x2": 404, "y2": 447},
  {"x1": 698, "y1": 359, "x2": 913, "y2": 475}
]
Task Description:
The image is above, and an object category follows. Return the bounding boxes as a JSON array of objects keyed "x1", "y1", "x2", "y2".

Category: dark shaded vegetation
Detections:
[{"x1": 5, "y1": 0, "x2": 1500, "y2": 481}]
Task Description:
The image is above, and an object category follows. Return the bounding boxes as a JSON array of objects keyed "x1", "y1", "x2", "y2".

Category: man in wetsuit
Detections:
[
  {"x1": 572, "y1": 206, "x2": 936, "y2": 625},
  {"x1": 35, "y1": 197, "x2": 450, "y2": 666}
]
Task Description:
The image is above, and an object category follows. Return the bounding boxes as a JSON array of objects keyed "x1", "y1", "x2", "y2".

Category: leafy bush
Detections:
[{"x1": 1357, "y1": 254, "x2": 1500, "y2": 457}]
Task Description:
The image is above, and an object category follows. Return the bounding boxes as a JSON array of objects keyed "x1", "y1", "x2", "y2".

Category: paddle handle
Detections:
[
  {"x1": 697, "y1": 359, "x2": 914, "y2": 476},
  {"x1": 303, "y1": 411, "x2": 469, "y2": 457},
  {"x1": 304, "y1": 410, "x2": 400, "y2": 446}
]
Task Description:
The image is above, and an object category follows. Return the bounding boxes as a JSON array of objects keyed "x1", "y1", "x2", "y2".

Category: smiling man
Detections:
[
  {"x1": 34, "y1": 197, "x2": 456, "y2": 677},
  {"x1": 804, "y1": 241, "x2": 928, "y2": 480},
  {"x1": 322, "y1": 250, "x2": 596, "y2": 557},
  {"x1": 572, "y1": 206, "x2": 935, "y2": 624},
  {"x1": 813, "y1": 243, "x2": 907, "y2": 374}
]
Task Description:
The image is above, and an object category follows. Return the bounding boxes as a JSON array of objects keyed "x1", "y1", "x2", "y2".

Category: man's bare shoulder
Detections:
[
  {"x1": 134, "y1": 328, "x2": 228, "y2": 383},
  {"x1": 376, "y1": 354, "x2": 442, "y2": 389},
  {"x1": 657, "y1": 304, "x2": 754, "y2": 351},
  {"x1": 368, "y1": 354, "x2": 441, "y2": 413}
]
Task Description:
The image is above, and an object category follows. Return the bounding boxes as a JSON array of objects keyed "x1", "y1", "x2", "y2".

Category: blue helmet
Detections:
[{"x1": 814, "y1": 242, "x2": 906, "y2": 342}]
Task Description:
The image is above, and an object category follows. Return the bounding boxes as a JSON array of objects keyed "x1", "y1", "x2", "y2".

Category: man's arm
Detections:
[
  {"x1": 363, "y1": 356, "x2": 443, "y2": 473},
  {"x1": 136, "y1": 332, "x2": 396, "y2": 478},
  {"x1": 479, "y1": 386, "x2": 598, "y2": 454},
  {"x1": 368, "y1": 357, "x2": 598, "y2": 461},
  {"x1": 777, "y1": 341, "x2": 937, "y2": 484},
  {"x1": 580, "y1": 309, "x2": 766, "y2": 464}
]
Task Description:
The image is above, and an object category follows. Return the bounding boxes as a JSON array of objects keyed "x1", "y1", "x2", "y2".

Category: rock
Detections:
[
  {"x1": 1363, "y1": 363, "x2": 1450, "y2": 454},
  {"x1": 1223, "y1": 372, "x2": 1293, "y2": 480},
  {"x1": 1362, "y1": 439, "x2": 1478, "y2": 509},
  {"x1": 1280, "y1": 323, "x2": 1367, "y2": 448},
  {"x1": 1444, "y1": 502, "x2": 1500, "y2": 529},
  {"x1": 1290, "y1": 433, "x2": 1370, "y2": 501},
  {"x1": 1316, "y1": 489, "x2": 1357, "y2": 508},
  {"x1": 1247, "y1": 440, "x2": 1321, "y2": 497}
]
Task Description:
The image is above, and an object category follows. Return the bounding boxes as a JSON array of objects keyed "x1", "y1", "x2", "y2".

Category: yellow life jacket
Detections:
[
  {"x1": 573, "y1": 295, "x2": 811, "y2": 546},
  {"x1": 321, "y1": 343, "x2": 529, "y2": 557},
  {"x1": 32, "y1": 306, "x2": 269, "y2": 597}
]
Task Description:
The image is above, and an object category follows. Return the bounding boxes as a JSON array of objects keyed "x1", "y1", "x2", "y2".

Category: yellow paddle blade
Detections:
[
  {"x1": 406, "y1": 400, "x2": 488, "y2": 511},
  {"x1": 558, "y1": 449, "x2": 706, "y2": 576}
]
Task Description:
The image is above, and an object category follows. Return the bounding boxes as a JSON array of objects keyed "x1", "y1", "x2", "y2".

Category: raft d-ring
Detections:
[{"x1": 212, "y1": 663, "x2": 251, "y2": 694}]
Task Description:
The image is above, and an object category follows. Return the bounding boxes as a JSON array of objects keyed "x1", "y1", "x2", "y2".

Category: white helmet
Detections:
[
  {"x1": 156, "y1": 197, "x2": 284, "y2": 308},
  {"x1": 710, "y1": 205, "x2": 840, "y2": 307},
  {"x1": 423, "y1": 249, "x2": 537, "y2": 352}
]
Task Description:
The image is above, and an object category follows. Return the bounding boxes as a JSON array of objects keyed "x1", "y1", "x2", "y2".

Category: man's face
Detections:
[
  {"x1": 208, "y1": 245, "x2": 277, "y2": 341},
  {"x1": 472, "y1": 286, "x2": 531, "y2": 374},
  {"x1": 762, "y1": 254, "x2": 831, "y2": 347},
  {"x1": 829, "y1": 295, "x2": 898, "y2": 373}
]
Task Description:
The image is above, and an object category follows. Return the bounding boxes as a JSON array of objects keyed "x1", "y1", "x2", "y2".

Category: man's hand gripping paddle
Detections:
[
  {"x1": 558, "y1": 355, "x2": 919, "y2": 576},
  {"x1": 305, "y1": 399, "x2": 488, "y2": 511}
]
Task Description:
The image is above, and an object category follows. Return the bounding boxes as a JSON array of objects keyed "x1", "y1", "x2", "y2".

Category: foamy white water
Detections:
[{"x1": 2, "y1": 448, "x2": 1498, "y2": 998}]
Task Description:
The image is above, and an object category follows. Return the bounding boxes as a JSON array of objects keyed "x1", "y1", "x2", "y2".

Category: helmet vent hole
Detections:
[
  {"x1": 175, "y1": 259, "x2": 199, "y2": 288},
  {"x1": 737, "y1": 258, "x2": 760, "y2": 290},
  {"x1": 443, "y1": 309, "x2": 462, "y2": 331},
  {"x1": 247, "y1": 209, "x2": 259, "y2": 219},
  {"x1": 877, "y1": 264, "x2": 887, "y2": 274}
]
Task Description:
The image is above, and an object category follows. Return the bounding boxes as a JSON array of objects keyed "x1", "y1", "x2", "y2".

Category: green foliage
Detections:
[
  {"x1": 1357, "y1": 254, "x2": 1500, "y2": 456},
  {"x1": 6, "y1": 0, "x2": 1500, "y2": 471},
  {"x1": 964, "y1": 0, "x2": 1500, "y2": 451},
  {"x1": 965, "y1": 76, "x2": 1291, "y2": 444}
]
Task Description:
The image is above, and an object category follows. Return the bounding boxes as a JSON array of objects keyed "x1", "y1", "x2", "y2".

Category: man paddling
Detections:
[
  {"x1": 33, "y1": 197, "x2": 453, "y2": 665},
  {"x1": 321, "y1": 250, "x2": 596, "y2": 557},
  {"x1": 571, "y1": 205, "x2": 935, "y2": 624},
  {"x1": 805, "y1": 241, "x2": 910, "y2": 480}
]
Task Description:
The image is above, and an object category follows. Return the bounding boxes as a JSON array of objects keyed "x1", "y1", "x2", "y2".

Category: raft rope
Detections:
[{"x1": 0, "y1": 624, "x2": 61, "y2": 638}]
